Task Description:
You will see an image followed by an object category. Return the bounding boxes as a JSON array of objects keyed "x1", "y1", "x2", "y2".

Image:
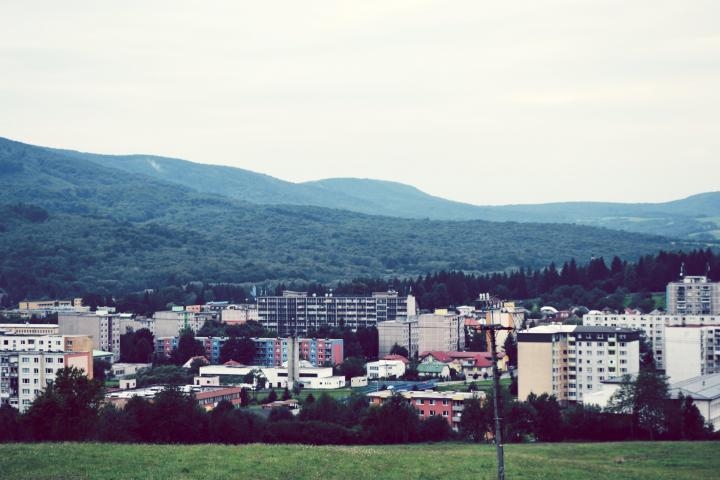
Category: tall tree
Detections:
[
  {"x1": 219, "y1": 337, "x2": 256, "y2": 364},
  {"x1": 24, "y1": 367, "x2": 104, "y2": 441},
  {"x1": 170, "y1": 328, "x2": 205, "y2": 365}
]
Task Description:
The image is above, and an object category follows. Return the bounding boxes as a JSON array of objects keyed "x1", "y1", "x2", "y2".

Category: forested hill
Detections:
[
  {"x1": 48, "y1": 141, "x2": 720, "y2": 239},
  {"x1": 0, "y1": 136, "x2": 703, "y2": 304}
]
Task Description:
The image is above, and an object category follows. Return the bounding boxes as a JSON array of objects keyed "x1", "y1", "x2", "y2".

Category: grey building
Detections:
[
  {"x1": 667, "y1": 276, "x2": 720, "y2": 315},
  {"x1": 257, "y1": 290, "x2": 417, "y2": 336},
  {"x1": 58, "y1": 311, "x2": 148, "y2": 361}
]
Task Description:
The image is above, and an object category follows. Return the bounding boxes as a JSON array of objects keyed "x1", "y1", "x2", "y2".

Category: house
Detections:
[
  {"x1": 382, "y1": 354, "x2": 409, "y2": 364},
  {"x1": 419, "y1": 351, "x2": 498, "y2": 378},
  {"x1": 416, "y1": 361, "x2": 450, "y2": 379}
]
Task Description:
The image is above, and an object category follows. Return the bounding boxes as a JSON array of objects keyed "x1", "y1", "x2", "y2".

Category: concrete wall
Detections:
[{"x1": 518, "y1": 340, "x2": 553, "y2": 401}]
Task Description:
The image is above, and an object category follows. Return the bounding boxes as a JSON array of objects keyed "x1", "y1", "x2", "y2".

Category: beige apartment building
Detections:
[{"x1": 518, "y1": 325, "x2": 640, "y2": 405}]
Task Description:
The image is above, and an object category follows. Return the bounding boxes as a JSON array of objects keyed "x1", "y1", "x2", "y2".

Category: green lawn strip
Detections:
[{"x1": 1, "y1": 442, "x2": 718, "y2": 480}]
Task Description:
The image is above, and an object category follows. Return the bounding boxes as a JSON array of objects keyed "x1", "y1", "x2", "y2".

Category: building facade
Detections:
[
  {"x1": 518, "y1": 325, "x2": 640, "y2": 405},
  {"x1": 59, "y1": 312, "x2": 148, "y2": 361},
  {"x1": 377, "y1": 318, "x2": 419, "y2": 358},
  {"x1": 0, "y1": 324, "x2": 59, "y2": 335},
  {"x1": 257, "y1": 290, "x2": 416, "y2": 336},
  {"x1": 152, "y1": 310, "x2": 217, "y2": 337},
  {"x1": 666, "y1": 276, "x2": 720, "y2": 315},
  {"x1": 417, "y1": 312, "x2": 465, "y2": 353},
  {"x1": 365, "y1": 359, "x2": 407, "y2": 379},
  {"x1": 0, "y1": 350, "x2": 92, "y2": 412},
  {"x1": 665, "y1": 325, "x2": 720, "y2": 383},
  {"x1": 367, "y1": 389, "x2": 484, "y2": 431},
  {"x1": 1, "y1": 334, "x2": 93, "y2": 354},
  {"x1": 155, "y1": 336, "x2": 344, "y2": 367}
]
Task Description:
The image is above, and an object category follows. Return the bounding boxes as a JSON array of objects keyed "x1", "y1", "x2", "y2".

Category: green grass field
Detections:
[{"x1": 1, "y1": 441, "x2": 718, "y2": 480}]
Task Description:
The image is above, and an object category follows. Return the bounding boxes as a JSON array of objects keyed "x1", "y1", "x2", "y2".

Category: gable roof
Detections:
[{"x1": 382, "y1": 354, "x2": 410, "y2": 364}]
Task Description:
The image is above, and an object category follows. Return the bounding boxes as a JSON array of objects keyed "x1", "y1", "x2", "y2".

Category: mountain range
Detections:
[
  {"x1": 52, "y1": 146, "x2": 720, "y2": 240},
  {"x1": 0, "y1": 136, "x2": 714, "y2": 303}
]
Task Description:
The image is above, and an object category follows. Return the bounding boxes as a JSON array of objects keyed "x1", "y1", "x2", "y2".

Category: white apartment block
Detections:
[
  {"x1": 0, "y1": 334, "x2": 94, "y2": 354},
  {"x1": 0, "y1": 350, "x2": 92, "y2": 412},
  {"x1": 518, "y1": 325, "x2": 640, "y2": 405},
  {"x1": 365, "y1": 359, "x2": 407, "y2": 379},
  {"x1": 666, "y1": 276, "x2": 720, "y2": 315},
  {"x1": 665, "y1": 325, "x2": 720, "y2": 383},
  {"x1": 583, "y1": 312, "x2": 720, "y2": 370}
]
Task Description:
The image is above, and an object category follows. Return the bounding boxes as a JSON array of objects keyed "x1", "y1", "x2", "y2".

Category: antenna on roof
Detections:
[{"x1": 680, "y1": 261, "x2": 685, "y2": 279}]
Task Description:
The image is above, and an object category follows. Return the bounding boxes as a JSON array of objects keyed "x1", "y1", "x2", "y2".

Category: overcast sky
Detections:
[{"x1": 1, "y1": 1, "x2": 718, "y2": 205}]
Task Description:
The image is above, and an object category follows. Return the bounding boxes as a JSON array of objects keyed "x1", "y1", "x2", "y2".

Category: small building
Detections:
[
  {"x1": 669, "y1": 373, "x2": 720, "y2": 431},
  {"x1": 111, "y1": 363, "x2": 151, "y2": 378},
  {"x1": 365, "y1": 359, "x2": 406, "y2": 380},
  {"x1": 417, "y1": 361, "x2": 451, "y2": 379}
]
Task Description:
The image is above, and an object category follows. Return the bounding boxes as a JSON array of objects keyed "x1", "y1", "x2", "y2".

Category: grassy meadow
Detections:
[{"x1": 1, "y1": 441, "x2": 718, "y2": 480}]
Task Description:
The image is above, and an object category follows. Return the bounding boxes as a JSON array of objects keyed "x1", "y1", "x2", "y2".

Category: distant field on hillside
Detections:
[{"x1": 2, "y1": 441, "x2": 718, "y2": 480}]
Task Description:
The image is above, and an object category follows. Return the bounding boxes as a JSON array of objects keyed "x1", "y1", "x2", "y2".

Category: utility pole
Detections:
[{"x1": 476, "y1": 294, "x2": 513, "y2": 480}]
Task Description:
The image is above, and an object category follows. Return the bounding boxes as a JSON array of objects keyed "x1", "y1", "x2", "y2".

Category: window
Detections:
[
  {"x1": 429, "y1": 399, "x2": 435, "y2": 405},
  {"x1": 417, "y1": 399, "x2": 424, "y2": 405},
  {"x1": 443, "y1": 411, "x2": 449, "y2": 416},
  {"x1": 442, "y1": 399, "x2": 449, "y2": 405}
]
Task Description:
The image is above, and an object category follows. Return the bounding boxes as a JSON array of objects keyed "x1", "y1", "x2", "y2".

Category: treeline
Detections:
[
  {"x1": 1, "y1": 367, "x2": 714, "y2": 445},
  {"x1": 327, "y1": 248, "x2": 718, "y2": 311},
  {"x1": 87, "y1": 248, "x2": 718, "y2": 317}
]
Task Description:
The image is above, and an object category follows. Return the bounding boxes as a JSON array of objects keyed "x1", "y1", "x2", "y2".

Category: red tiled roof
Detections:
[
  {"x1": 382, "y1": 354, "x2": 410, "y2": 364},
  {"x1": 419, "y1": 351, "x2": 453, "y2": 362},
  {"x1": 420, "y1": 350, "x2": 498, "y2": 368}
]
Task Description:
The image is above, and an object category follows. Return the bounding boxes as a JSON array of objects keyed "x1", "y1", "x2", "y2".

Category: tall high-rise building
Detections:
[
  {"x1": 257, "y1": 290, "x2": 416, "y2": 336},
  {"x1": 518, "y1": 325, "x2": 640, "y2": 406},
  {"x1": 666, "y1": 275, "x2": 720, "y2": 315}
]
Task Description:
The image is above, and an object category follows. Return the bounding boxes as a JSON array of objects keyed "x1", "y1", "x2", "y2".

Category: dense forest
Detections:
[
  {"x1": 1, "y1": 137, "x2": 701, "y2": 307},
  {"x1": 81, "y1": 248, "x2": 716, "y2": 317}
]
